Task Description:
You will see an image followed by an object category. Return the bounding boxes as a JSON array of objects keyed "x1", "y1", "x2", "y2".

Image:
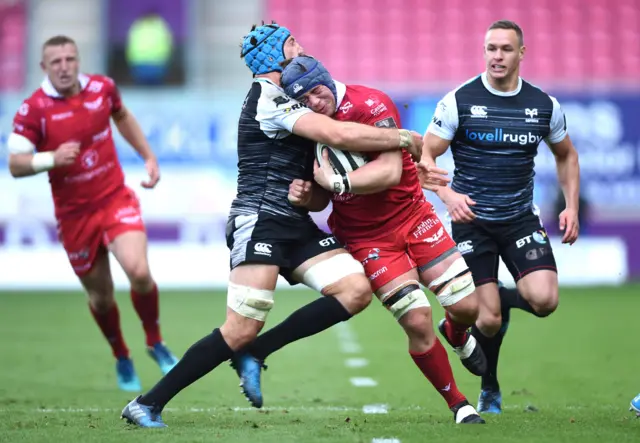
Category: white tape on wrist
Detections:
[
  {"x1": 398, "y1": 129, "x2": 412, "y2": 148},
  {"x1": 330, "y1": 174, "x2": 345, "y2": 194},
  {"x1": 31, "y1": 152, "x2": 55, "y2": 173}
]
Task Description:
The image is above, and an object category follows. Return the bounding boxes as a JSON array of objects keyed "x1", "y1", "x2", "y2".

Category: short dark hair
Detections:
[
  {"x1": 487, "y1": 20, "x2": 524, "y2": 46},
  {"x1": 42, "y1": 35, "x2": 76, "y2": 52}
]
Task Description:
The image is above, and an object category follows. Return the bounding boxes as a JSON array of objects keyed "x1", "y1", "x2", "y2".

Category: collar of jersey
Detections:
[
  {"x1": 254, "y1": 77, "x2": 346, "y2": 112},
  {"x1": 333, "y1": 80, "x2": 346, "y2": 112},
  {"x1": 481, "y1": 72, "x2": 522, "y2": 97},
  {"x1": 254, "y1": 77, "x2": 283, "y2": 89},
  {"x1": 41, "y1": 73, "x2": 90, "y2": 98}
]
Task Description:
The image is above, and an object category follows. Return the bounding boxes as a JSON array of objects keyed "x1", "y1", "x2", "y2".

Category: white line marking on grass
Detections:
[
  {"x1": 335, "y1": 323, "x2": 379, "y2": 389},
  {"x1": 345, "y1": 357, "x2": 369, "y2": 368},
  {"x1": 335, "y1": 322, "x2": 363, "y2": 354},
  {"x1": 341, "y1": 342, "x2": 362, "y2": 353},
  {"x1": 371, "y1": 439, "x2": 400, "y2": 443},
  {"x1": 350, "y1": 377, "x2": 378, "y2": 387},
  {"x1": 363, "y1": 404, "x2": 388, "y2": 414}
]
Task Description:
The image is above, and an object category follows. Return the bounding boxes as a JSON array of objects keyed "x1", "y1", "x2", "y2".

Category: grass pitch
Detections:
[{"x1": 0, "y1": 285, "x2": 639, "y2": 442}]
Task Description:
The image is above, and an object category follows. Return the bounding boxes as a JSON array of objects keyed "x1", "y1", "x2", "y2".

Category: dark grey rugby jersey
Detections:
[
  {"x1": 230, "y1": 78, "x2": 316, "y2": 220},
  {"x1": 427, "y1": 73, "x2": 567, "y2": 221}
]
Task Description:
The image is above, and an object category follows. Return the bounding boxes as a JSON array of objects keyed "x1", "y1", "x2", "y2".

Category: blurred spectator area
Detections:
[
  {"x1": 0, "y1": 0, "x2": 27, "y2": 92},
  {"x1": 106, "y1": 0, "x2": 185, "y2": 86},
  {"x1": 0, "y1": 0, "x2": 638, "y2": 93},
  {"x1": 268, "y1": 0, "x2": 640, "y2": 92}
]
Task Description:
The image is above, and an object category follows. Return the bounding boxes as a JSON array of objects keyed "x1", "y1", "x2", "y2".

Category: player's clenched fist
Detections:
[
  {"x1": 53, "y1": 142, "x2": 81, "y2": 167},
  {"x1": 288, "y1": 179, "x2": 313, "y2": 207}
]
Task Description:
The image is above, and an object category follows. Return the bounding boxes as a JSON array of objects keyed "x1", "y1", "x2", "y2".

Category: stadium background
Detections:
[{"x1": 0, "y1": 0, "x2": 638, "y2": 290}]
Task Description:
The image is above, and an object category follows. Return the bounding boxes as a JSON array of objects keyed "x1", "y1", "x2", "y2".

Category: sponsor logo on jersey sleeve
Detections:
[
  {"x1": 273, "y1": 96, "x2": 290, "y2": 107},
  {"x1": 374, "y1": 117, "x2": 397, "y2": 128},
  {"x1": 283, "y1": 103, "x2": 307, "y2": 113}
]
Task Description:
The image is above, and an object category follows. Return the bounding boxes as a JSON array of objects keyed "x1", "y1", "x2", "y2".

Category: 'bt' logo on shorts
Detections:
[
  {"x1": 319, "y1": 237, "x2": 336, "y2": 248},
  {"x1": 254, "y1": 243, "x2": 272, "y2": 256},
  {"x1": 516, "y1": 230, "x2": 547, "y2": 248}
]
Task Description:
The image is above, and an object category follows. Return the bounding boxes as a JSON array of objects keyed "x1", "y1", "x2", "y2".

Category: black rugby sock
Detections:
[
  {"x1": 499, "y1": 285, "x2": 548, "y2": 317},
  {"x1": 139, "y1": 328, "x2": 232, "y2": 408},
  {"x1": 246, "y1": 296, "x2": 352, "y2": 361},
  {"x1": 471, "y1": 324, "x2": 503, "y2": 392}
]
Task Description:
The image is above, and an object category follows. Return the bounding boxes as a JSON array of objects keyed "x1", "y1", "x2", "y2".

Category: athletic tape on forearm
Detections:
[
  {"x1": 398, "y1": 129, "x2": 412, "y2": 148},
  {"x1": 30, "y1": 152, "x2": 55, "y2": 173}
]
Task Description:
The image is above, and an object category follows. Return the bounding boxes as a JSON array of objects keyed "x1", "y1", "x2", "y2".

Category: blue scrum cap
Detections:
[
  {"x1": 241, "y1": 22, "x2": 291, "y2": 75},
  {"x1": 281, "y1": 55, "x2": 337, "y2": 102}
]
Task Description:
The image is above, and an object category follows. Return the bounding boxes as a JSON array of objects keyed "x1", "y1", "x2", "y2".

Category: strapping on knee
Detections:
[
  {"x1": 301, "y1": 253, "x2": 365, "y2": 292},
  {"x1": 378, "y1": 280, "x2": 430, "y2": 321},
  {"x1": 429, "y1": 257, "x2": 475, "y2": 306},
  {"x1": 227, "y1": 282, "x2": 274, "y2": 322}
]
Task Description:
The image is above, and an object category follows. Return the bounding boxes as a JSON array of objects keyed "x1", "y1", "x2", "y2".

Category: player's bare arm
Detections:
[
  {"x1": 421, "y1": 132, "x2": 477, "y2": 223},
  {"x1": 288, "y1": 179, "x2": 331, "y2": 211},
  {"x1": 292, "y1": 112, "x2": 423, "y2": 162},
  {"x1": 548, "y1": 134, "x2": 580, "y2": 244},
  {"x1": 417, "y1": 132, "x2": 452, "y2": 192},
  {"x1": 314, "y1": 148, "x2": 402, "y2": 195},
  {"x1": 112, "y1": 105, "x2": 160, "y2": 189},
  {"x1": 7, "y1": 135, "x2": 79, "y2": 178}
]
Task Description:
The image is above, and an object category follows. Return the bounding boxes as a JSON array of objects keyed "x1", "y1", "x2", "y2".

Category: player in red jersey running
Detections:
[
  {"x1": 278, "y1": 55, "x2": 485, "y2": 423},
  {"x1": 7, "y1": 35, "x2": 179, "y2": 391}
]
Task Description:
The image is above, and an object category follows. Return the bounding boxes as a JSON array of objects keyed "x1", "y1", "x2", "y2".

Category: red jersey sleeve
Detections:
[
  {"x1": 104, "y1": 76, "x2": 123, "y2": 113},
  {"x1": 12, "y1": 100, "x2": 42, "y2": 146}
]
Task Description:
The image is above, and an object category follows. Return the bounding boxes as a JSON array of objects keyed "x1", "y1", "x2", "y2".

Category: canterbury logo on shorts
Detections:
[{"x1": 254, "y1": 242, "x2": 272, "y2": 256}]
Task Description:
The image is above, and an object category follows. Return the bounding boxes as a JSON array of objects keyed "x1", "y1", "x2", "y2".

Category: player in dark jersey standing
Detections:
[
  {"x1": 121, "y1": 23, "x2": 424, "y2": 427},
  {"x1": 420, "y1": 20, "x2": 580, "y2": 414}
]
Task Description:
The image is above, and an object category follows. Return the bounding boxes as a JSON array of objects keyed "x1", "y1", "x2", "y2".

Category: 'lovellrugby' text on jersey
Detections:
[
  {"x1": 231, "y1": 78, "x2": 316, "y2": 221},
  {"x1": 328, "y1": 81, "x2": 426, "y2": 243},
  {"x1": 427, "y1": 73, "x2": 567, "y2": 221}
]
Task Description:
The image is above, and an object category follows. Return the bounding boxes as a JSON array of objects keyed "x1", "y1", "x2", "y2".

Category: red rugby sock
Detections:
[
  {"x1": 131, "y1": 284, "x2": 162, "y2": 346},
  {"x1": 89, "y1": 303, "x2": 129, "y2": 359},
  {"x1": 410, "y1": 339, "x2": 467, "y2": 408}
]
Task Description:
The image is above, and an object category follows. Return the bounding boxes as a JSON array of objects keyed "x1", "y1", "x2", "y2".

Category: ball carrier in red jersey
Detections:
[
  {"x1": 7, "y1": 36, "x2": 179, "y2": 391},
  {"x1": 276, "y1": 55, "x2": 486, "y2": 424}
]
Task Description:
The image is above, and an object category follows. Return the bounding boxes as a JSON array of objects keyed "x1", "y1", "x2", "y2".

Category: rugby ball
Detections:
[{"x1": 315, "y1": 142, "x2": 368, "y2": 174}]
